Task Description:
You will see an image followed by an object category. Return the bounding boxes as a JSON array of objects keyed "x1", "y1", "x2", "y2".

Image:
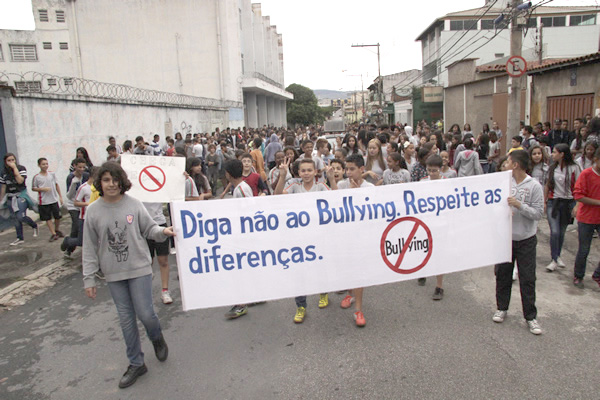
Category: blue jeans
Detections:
[
  {"x1": 546, "y1": 199, "x2": 575, "y2": 261},
  {"x1": 107, "y1": 274, "x2": 162, "y2": 366},
  {"x1": 574, "y1": 222, "x2": 600, "y2": 279},
  {"x1": 9, "y1": 197, "x2": 37, "y2": 240},
  {"x1": 63, "y1": 219, "x2": 83, "y2": 250}
]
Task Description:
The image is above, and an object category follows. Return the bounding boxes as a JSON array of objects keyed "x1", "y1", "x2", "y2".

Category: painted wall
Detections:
[
  {"x1": 0, "y1": 90, "x2": 228, "y2": 195},
  {"x1": 530, "y1": 63, "x2": 600, "y2": 124}
]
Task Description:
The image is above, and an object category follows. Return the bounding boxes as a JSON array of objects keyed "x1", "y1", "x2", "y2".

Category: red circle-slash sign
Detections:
[
  {"x1": 139, "y1": 165, "x2": 166, "y2": 192},
  {"x1": 506, "y1": 56, "x2": 527, "y2": 78},
  {"x1": 380, "y1": 216, "x2": 433, "y2": 274}
]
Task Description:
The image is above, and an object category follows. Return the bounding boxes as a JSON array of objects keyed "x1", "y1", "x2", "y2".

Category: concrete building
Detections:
[
  {"x1": 367, "y1": 69, "x2": 421, "y2": 125},
  {"x1": 416, "y1": 1, "x2": 600, "y2": 87},
  {"x1": 0, "y1": 0, "x2": 292, "y2": 195},
  {"x1": 443, "y1": 52, "x2": 600, "y2": 152},
  {"x1": 0, "y1": 0, "x2": 292, "y2": 130}
]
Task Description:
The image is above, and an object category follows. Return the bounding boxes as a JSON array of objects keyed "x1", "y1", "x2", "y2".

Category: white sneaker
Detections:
[
  {"x1": 512, "y1": 268, "x2": 518, "y2": 281},
  {"x1": 527, "y1": 319, "x2": 542, "y2": 335},
  {"x1": 545, "y1": 260, "x2": 558, "y2": 272},
  {"x1": 169, "y1": 247, "x2": 176, "y2": 255},
  {"x1": 161, "y1": 290, "x2": 173, "y2": 304},
  {"x1": 10, "y1": 238, "x2": 25, "y2": 246},
  {"x1": 556, "y1": 257, "x2": 566, "y2": 268},
  {"x1": 492, "y1": 310, "x2": 507, "y2": 323},
  {"x1": 33, "y1": 227, "x2": 39, "y2": 238}
]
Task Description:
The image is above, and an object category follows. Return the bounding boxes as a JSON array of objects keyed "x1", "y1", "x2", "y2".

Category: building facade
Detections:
[
  {"x1": 416, "y1": 1, "x2": 600, "y2": 87},
  {"x1": 0, "y1": 0, "x2": 291, "y2": 130}
]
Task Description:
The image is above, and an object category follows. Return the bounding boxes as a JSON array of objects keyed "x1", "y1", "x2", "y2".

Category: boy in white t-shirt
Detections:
[
  {"x1": 337, "y1": 154, "x2": 373, "y2": 327},
  {"x1": 275, "y1": 157, "x2": 335, "y2": 323},
  {"x1": 223, "y1": 159, "x2": 254, "y2": 320},
  {"x1": 32, "y1": 158, "x2": 63, "y2": 241}
]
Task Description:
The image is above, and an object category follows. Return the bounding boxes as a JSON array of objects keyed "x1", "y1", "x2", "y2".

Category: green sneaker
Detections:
[
  {"x1": 318, "y1": 293, "x2": 329, "y2": 308},
  {"x1": 294, "y1": 307, "x2": 306, "y2": 323},
  {"x1": 225, "y1": 305, "x2": 248, "y2": 319}
]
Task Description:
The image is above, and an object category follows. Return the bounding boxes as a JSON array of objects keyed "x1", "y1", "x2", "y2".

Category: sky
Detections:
[{"x1": 1, "y1": 0, "x2": 597, "y2": 91}]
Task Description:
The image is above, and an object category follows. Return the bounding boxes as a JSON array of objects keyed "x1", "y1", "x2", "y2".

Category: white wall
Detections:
[{"x1": 1, "y1": 94, "x2": 228, "y2": 195}]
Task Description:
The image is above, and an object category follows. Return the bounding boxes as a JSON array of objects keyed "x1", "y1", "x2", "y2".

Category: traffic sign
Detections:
[
  {"x1": 506, "y1": 56, "x2": 527, "y2": 78},
  {"x1": 377, "y1": 108, "x2": 383, "y2": 114}
]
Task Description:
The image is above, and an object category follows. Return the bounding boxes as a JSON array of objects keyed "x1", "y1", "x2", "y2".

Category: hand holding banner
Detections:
[{"x1": 171, "y1": 172, "x2": 513, "y2": 311}]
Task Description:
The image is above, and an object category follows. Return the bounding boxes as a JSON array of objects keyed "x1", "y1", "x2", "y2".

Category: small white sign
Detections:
[{"x1": 121, "y1": 154, "x2": 186, "y2": 202}]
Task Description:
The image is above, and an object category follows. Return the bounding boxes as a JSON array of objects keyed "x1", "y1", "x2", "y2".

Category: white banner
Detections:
[
  {"x1": 121, "y1": 154, "x2": 186, "y2": 202},
  {"x1": 171, "y1": 172, "x2": 513, "y2": 311}
]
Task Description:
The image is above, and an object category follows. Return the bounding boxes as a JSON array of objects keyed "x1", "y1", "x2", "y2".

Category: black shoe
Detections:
[
  {"x1": 152, "y1": 334, "x2": 168, "y2": 362},
  {"x1": 417, "y1": 278, "x2": 426, "y2": 286},
  {"x1": 60, "y1": 239, "x2": 67, "y2": 252},
  {"x1": 118, "y1": 364, "x2": 148, "y2": 389},
  {"x1": 432, "y1": 287, "x2": 444, "y2": 301}
]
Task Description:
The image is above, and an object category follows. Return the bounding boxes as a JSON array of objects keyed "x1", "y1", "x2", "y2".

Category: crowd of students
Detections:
[{"x1": 0, "y1": 115, "x2": 599, "y2": 389}]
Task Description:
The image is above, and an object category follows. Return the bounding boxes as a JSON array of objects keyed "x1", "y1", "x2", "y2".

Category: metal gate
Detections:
[{"x1": 547, "y1": 94, "x2": 594, "y2": 129}]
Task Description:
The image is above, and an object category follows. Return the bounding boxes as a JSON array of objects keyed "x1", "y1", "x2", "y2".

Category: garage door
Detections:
[{"x1": 547, "y1": 94, "x2": 594, "y2": 129}]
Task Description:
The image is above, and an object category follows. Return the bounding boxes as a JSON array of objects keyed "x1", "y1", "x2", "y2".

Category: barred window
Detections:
[
  {"x1": 59, "y1": 42, "x2": 68, "y2": 50},
  {"x1": 64, "y1": 78, "x2": 73, "y2": 86},
  {"x1": 56, "y1": 10, "x2": 65, "y2": 23},
  {"x1": 47, "y1": 78, "x2": 57, "y2": 86},
  {"x1": 10, "y1": 44, "x2": 38, "y2": 62},
  {"x1": 43, "y1": 42, "x2": 52, "y2": 50},
  {"x1": 15, "y1": 81, "x2": 42, "y2": 93},
  {"x1": 39, "y1": 9, "x2": 49, "y2": 22}
]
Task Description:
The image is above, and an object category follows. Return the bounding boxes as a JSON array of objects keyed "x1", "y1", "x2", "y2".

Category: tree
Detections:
[{"x1": 285, "y1": 84, "x2": 325, "y2": 126}]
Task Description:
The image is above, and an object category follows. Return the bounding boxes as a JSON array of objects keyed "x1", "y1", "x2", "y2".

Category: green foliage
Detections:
[{"x1": 286, "y1": 84, "x2": 326, "y2": 125}]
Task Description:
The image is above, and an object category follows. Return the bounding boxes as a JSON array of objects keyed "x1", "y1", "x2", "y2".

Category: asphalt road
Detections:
[{"x1": 0, "y1": 224, "x2": 599, "y2": 400}]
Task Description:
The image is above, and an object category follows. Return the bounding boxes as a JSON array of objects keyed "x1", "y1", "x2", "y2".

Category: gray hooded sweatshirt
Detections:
[
  {"x1": 511, "y1": 175, "x2": 544, "y2": 241},
  {"x1": 454, "y1": 150, "x2": 483, "y2": 177},
  {"x1": 264, "y1": 134, "x2": 283, "y2": 163}
]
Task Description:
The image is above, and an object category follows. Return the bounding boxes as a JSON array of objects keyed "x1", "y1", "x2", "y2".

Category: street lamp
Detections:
[{"x1": 351, "y1": 43, "x2": 382, "y2": 124}]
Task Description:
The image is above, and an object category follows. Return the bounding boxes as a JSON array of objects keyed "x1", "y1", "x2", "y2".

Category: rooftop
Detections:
[
  {"x1": 474, "y1": 51, "x2": 600, "y2": 74},
  {"x1": 416, "y1": 5, "x2": 600, "y2": 41}
]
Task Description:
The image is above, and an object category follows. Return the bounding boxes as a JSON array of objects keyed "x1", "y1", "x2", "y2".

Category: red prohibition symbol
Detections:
[
  {"x1": 380, "y1": 216, "x2": 433, "y2": 274},
  {"x1": 139, "y1": 165, "x2": 166, "y2": 192}
]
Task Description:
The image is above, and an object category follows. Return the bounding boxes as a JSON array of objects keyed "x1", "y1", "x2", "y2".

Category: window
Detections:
[
  {"x1": 43, "y1": 42, "x2": 52, "y2": 50},
  {"x1": 553, "y1": 16, "x2": 566, "y2": 27},
  {"x1": 56, "y1": 10, "x2": 65, "y2": 23},
  {"x1": 10, "y1": 44, "x2": 38, "y2": 62},
  {"x1": 464, "y1": 19, "x2": 478, "y2": 30},
  {"x1": 15, "y1": 81, "x2": 42, "y2": 93},
  {"x1": 526, "y1": 17, "x2": 537, "y2": 28},
  {"x1": 494, "y1": 53, "x2": 505, "y2": 58},
  {"x1": 47, "y1": 78, "x2": 57, "y2": 86},
  {"x1": 39, "y1": 9, "x2": 49, "y2": 22},
  {"x1": 481, "y1": 19, "x2": 495, "y2": 29},
  {"x1": 0, "y1": 44, "x2": 3, "y2": 62},
  {"x1": 541, "y1": 16, "x2": 566, "y2": 27},
  {"x1": 571, "y1": 14, "x2": 596, "y2": 26},
  {"x1": 64, "y1": 78, "x2": 73, "y2": 86},
  {"x1": 450, "y1": 20, "x2": 463, "y2": 31},
  {"x1": 59, "y1": 42, "x2": 68, "y2": 50}
]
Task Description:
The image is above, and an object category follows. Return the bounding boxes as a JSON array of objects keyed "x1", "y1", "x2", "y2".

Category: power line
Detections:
[{"x1": 388, "y1": 0, "x2": 502, "y2": 92}]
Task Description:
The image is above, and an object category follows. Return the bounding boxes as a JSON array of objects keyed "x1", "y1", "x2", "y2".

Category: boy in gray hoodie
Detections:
[
  {"x1": 83, "y1": 162, "x2": 176, "y2": 389},
  {"x1": 492, "y1": 150, "x2": 544, "y2": 335}
]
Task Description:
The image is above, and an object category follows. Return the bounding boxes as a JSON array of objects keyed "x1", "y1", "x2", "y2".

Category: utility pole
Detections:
[
  {"x1": 538, "y1": 23, "x2": 543, "y2": 64},
  {"x1": 351, "y1": 43, "x2": 382, "y2": 124},
  {"x1": 506, "y1": 0, "x2": 523, "y2": 154}
]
